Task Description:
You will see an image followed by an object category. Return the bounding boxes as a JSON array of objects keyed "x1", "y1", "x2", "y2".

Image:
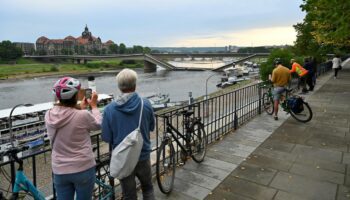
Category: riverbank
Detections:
[{"x1": 0, "y1": 58, "x2": 143, "y2": 81}]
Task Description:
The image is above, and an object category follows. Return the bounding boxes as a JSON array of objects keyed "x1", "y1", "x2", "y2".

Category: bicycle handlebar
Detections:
[{"x1": 0, "y1": 145, "x2": 29, "y2": 158}]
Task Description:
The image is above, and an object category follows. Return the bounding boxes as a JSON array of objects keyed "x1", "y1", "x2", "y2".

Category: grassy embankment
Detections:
[{"x1": 0, "y1": 58, "x2": 143, "y2": 79}]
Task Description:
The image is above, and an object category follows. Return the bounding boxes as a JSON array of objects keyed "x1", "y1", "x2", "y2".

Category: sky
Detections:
[{"x1": 0, "y1": 0, "x2": 305, "y2": 47}]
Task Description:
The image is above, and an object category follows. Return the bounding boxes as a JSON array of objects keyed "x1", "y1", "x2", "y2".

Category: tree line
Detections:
[{"x1": 0, "y1": 41, "x2": 23, "y2": 62}]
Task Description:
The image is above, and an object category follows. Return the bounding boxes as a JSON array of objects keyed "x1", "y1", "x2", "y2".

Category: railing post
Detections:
[
  {"x1": 110, "y1": 176, "x2": 115, "y2": 199},
  {"x1": 52, "y1": 172, "x2": 57, "y2": 200},
  {"x1": 234, "y1": 91, "x2": 238, "y2": 130},
  {"x1": 10, "y1": 161, "x2": 15, "y2": 190},
  {"x1": 258, "y1": 85, "x2": 262, "y2": 114},
  {"x1": 32, "y1": 156, "x2": 37, "y2": 187}
]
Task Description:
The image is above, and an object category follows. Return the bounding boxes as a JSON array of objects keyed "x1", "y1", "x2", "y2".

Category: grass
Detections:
[{"x1": 0, "y1": 58, "x2": 143, "y2": 79}]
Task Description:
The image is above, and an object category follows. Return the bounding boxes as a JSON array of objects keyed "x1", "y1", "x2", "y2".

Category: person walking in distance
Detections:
[
  {"x1": 290, "y1": 59, "x2": 308, "y2": 94},
  {"x1": 332, "y1": 54, "x2": 342, "y2": 79},
  {"x1": 45, "y1": 77, "x2": 102, "y2": 200},
  {"x1": 102, "y1": 69, "x2": 155, "y2": 200},
  {"x1": 270, "y1": 58, "x2": 291, "y2": 120}
]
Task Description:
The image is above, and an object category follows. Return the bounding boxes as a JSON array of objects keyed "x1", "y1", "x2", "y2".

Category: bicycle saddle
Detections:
[
  {"x1": 286, "y1": 88, "x2": 293, "y2": 93},
  {"x1": 179, "y1": 110, "x2": 194, "y2": 117}
]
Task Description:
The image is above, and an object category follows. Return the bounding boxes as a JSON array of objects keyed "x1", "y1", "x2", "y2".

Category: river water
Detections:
[{"x1": 0, "y1": 63, "x2": 228, "y2": 110}]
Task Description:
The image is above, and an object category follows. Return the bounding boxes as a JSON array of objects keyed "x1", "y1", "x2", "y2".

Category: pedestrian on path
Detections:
[
  {"x1": 303, "y1": 58, "x2": 314, "y2": 91},
  {"x1": 290, "y1": 59, "x2": 308, "y2": 94},
  {"x1": 332, "y1": 54, "x2": 342, "y2": 79}
]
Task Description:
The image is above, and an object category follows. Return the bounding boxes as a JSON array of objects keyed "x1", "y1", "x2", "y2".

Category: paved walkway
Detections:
[{"x1": 146, "y1": 63, "x2": 348, "y2": 200}]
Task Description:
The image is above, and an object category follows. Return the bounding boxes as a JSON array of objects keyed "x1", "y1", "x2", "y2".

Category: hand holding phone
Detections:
[{"x1": 85, "y1": 88, "x2": 92, "y2": 100}]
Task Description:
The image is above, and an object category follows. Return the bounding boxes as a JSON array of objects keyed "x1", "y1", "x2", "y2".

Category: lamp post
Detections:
[
  {"x1": 205, "y1": 73, "x2": 217, "y2": 119},
  {"x1": 8, "y1": 103, "x2": 33, "y2": 147}
]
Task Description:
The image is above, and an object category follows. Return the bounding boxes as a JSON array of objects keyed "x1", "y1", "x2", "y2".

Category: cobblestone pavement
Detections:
[
  {"x1": 204, "y1": 64, "x2": 350, "y2": 200},
  {"x1": 148, "y1": 62, "x2": 348, "y2": 200}
]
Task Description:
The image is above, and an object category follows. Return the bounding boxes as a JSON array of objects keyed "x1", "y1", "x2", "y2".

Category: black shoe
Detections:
[{"x1": 274, "y1": 116, "x2": 278, "y2": 120}]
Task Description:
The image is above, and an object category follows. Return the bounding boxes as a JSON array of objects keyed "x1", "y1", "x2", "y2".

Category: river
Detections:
[{"x1": 0, "y1": 65, "x2": 227, "y2": 110}]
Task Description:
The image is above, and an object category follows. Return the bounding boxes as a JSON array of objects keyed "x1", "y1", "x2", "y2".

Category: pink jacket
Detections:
[{"x1": 45, "y1": 106, "x2": 101, "y2": 174}]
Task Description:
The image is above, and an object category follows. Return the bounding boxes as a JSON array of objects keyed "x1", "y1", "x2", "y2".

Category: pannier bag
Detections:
[{"x1": 287, "y1": 97, "x2": 304, "y2": 114}]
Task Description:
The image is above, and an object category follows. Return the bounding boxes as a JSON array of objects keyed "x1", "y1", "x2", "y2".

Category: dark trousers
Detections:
[
  {"x1": 299, "y1": 76, "x2": 308, "y2": 92},
  {"x1": 306, "y1": 74, "x2": 314, "y2": 91},
  {"x1": 334, "y1": 68, "x2": 340, "y2": 77},
  {"x1": 120, "y1": 159, "x2": 155, "y2": 200}
]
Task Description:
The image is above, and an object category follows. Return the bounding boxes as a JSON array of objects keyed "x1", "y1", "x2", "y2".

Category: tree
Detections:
[
  {"x1": 132, "y1": 45, "x2": 144, "y2": 53},
  {"x1": 296, "y1": 0, "x2": 350, "y2": 51},
  {"x1": 119, "y1": 43, "x2": 127, "y2": 54},
  {"x1": 0, "y1": 40, "x2": 23, "y2": 61},
  {"x1": 109, "y1": 44, "x2": 119, "y2": 54},
  {"x1": 259, "y1": 48, "x2": 294, "y2": 81},
  {"x1": 143, "y1": 47, "x2": 151, "y2": 54}
]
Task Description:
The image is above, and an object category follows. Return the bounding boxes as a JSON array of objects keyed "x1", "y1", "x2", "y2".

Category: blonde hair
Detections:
[{"x1": 116, "y1": 68, "x2": 138, "y2": 92}]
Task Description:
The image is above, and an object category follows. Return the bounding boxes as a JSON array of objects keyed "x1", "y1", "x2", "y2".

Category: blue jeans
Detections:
[
  {"x1": 53, "y1": 167, "x2": 95, "y2": 200},
  {"x1": 120, "y1": 159, "x2": 155, "y2": 200}
]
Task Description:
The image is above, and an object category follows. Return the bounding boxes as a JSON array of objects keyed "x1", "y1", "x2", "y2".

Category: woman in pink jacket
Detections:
[{"x1": 45, "y1": 77, "x2": 101, "y2": 200}]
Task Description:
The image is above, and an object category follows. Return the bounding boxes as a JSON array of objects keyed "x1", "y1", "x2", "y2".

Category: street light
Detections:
[
  {"x1": 8, "y1": 103, "x2": 33, "y2": 147},
  {"x1": 205, "y1": 73, "x2": 218, "y2": 119}
]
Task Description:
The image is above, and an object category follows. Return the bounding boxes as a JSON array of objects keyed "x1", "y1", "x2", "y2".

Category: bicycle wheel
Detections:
[
  {"x1": 262, "y1": 92, "x2": 274, "y2": 115},
  {"x1": 191, "y1": 122, "x2": 207, "y2": 163},
  {"x1": 156, "y1": 137, "x2": 175, "y2": 194},
  {"x1": 289, "y1": 101, "x2": 313, "y2": 123}
]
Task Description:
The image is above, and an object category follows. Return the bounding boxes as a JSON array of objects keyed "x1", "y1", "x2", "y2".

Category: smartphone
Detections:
[{"x1": 85, "y1": 88, "x2": 92, "y2": 100}]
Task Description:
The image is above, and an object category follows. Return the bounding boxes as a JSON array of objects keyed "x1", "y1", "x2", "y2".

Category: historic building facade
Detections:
[{"x1": 36, "y1": 25, "x2": 115, "y2": 55}]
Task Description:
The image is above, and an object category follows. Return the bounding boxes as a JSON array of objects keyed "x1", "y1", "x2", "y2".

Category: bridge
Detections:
[{"x1": 24, "y1": 53, "x2": 269, "y2": 72}]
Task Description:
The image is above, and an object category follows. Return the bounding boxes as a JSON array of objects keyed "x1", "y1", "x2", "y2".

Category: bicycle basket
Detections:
[{"x1": 287, "y1": 97, "x2": 304, "y2": 114}]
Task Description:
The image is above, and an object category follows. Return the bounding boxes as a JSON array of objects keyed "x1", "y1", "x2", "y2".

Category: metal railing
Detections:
[{"x1": 0, "y1": 63, "x2": 333, "y2": 199}]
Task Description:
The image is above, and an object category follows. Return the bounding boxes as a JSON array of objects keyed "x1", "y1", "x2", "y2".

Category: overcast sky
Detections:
[{"x1": 0, "y1": 0, "x2": 305, "y2": 47}]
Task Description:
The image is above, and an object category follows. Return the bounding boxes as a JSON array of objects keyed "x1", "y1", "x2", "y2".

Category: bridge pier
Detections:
[
  {"x1": 144, "y1": 60, "x2": 157, "y2": 73},
  {"x1": 77, "y1": 59, "x2": 81, "y2": 64}
]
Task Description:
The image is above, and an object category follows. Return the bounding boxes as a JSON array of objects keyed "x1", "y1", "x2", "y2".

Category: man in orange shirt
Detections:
[
  {"x1": 290, "y1": 59, "x2": 308, "y2": 93},
  {"x1": 271, "y1": 58, "x2": 291, "y2": 120}
]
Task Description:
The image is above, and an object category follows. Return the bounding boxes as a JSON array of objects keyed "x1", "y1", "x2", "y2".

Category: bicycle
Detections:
[
  {"x1": 93, "y1": 152, "x2": 114, "y2": 200},
  {"x1": 260, "y1": 82, "x2": 313, "y2": 122},
  {"x1": 156, "y1": 108, "x2": 207, "y2": 194},
  {"x1": 0, "y1": 145, "x2": 114, "y2": 200},
  {"x1": 0, "y1": 145, "x2": 46, "y2": 200}
]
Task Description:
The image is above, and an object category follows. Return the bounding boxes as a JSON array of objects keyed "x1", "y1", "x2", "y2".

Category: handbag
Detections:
[{"x1": 109, "y1": 99, "x2": 144, "y2": 179}]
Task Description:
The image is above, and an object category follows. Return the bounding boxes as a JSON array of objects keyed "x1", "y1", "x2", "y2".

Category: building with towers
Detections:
[{"x1": 36, "y1": 25, "x2": 115, "y2": 55}]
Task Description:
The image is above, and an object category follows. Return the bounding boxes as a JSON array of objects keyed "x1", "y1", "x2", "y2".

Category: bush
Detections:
[
  {"x1": 50, "y1": 65, "x2": 59, "y2": 72},
  {"x1": 120, "y1": 60, "x2": 136, "y2": 65},
  {"x1": 260, "y1": 48, "x2": 294, "y2": 81}
]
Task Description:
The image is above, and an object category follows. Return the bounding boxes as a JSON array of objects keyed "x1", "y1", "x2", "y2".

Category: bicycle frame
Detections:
[
  {"x1": 7, "y1": 150, "x2": 46, "y2": 200},
  {"x1": 163, "y1": 116, "x2": 194, "y2": 156},
  {"x1": 13, "y1": 170, "x2": 46, "y2": 200}
]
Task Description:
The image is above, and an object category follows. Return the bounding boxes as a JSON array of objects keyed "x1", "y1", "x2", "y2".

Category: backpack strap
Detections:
[{"x1": 138, "y1": 99, "x2": 144, "y2": 129}]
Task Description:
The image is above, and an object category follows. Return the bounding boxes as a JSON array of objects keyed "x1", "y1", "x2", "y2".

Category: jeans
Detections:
[
  {"x1": 120, "y1": 159, "x2": 155, "y2": 200},
  {"x1": 53, "y1": 166, "x2": 95, "y2": 200}
]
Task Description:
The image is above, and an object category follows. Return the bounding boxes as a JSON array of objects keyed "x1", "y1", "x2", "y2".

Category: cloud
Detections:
[
  {"x1": 0, "y1": 0, "x2": 304, "y2": 46},
  {"x1": 172, "y1": 26, "x2": 297, "y2": 47}
]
